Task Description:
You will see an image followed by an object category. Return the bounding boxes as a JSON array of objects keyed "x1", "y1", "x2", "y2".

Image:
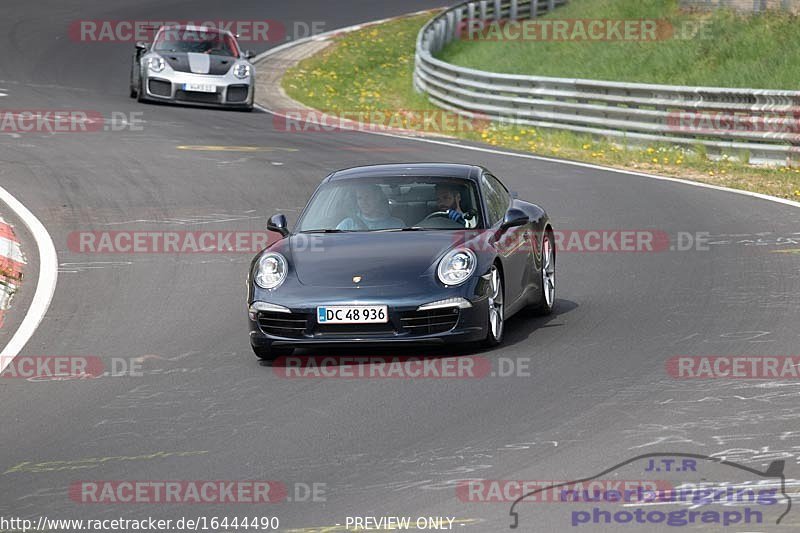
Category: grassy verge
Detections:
[
  {"x1": 440, "y1": 0, "x2": 800, "y2": 89},
  {"x1": 282, "y1": 13, "x2": 800, "y2": 200}
]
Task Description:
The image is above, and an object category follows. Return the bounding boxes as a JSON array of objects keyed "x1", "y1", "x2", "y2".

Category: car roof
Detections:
[
  {"x1": 328, "y1": 163, "x2": 484, "y2": 182},
  {"x1": 158, "y1": 24, "x2": 234, "y2": 37}
]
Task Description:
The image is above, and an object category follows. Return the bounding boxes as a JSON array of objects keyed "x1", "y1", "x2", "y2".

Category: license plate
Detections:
[
  {"x1": 317, "y1": 305, "x2": 388, "y2": 324},
  {"x1": 183, "y1": 83, "x2": 216, "y2": 93}
]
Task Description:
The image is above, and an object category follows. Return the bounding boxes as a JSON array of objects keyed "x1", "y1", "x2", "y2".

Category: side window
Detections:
[{"x1": 481, "y1": 173, "x2": 511, "y2": 226}]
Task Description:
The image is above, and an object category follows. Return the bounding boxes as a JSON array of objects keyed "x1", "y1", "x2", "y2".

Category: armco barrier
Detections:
[{"x1": 413, "y1": 0, "x2": 800, "y2": 165}]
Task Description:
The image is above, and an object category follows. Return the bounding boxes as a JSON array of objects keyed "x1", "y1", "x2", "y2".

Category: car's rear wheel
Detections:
[
  {"x1": 483, "y1": 264, "x2": 504, "y2": 347},
  {"x1": 251, "y1": 344, "x2": 293, "y2": 361},
  {"x1": 530, "y1": 230, "x2": 556, "y2": 315}
]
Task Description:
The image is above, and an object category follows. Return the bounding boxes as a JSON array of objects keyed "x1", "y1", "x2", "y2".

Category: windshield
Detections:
[
  {"x1": 152, "y1": 27, "x2": 239, "y2": 57},
  {"x1": 296, "y1": 176, "x2": 484, "y2": 233}
]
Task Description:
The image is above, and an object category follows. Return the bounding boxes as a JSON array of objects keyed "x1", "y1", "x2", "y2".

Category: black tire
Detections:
[
  {"x1": 136, "y1": 76, "x2": 146, "y2": 103},
  {"x1": 129, "y1": 61, "x2": 139, "y2": 98},
  {"x1": 482, "y1": 264, "x2": 504, "y2": 347},
  {"x1": 530, "y1": 229, "x2": 556, "y2": 316},
  {"x1": 251, "y1": 344, "x2": 293, "y2": 361}
]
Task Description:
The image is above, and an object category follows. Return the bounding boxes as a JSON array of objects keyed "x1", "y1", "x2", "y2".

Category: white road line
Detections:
[
  {"x1": 255, "y1": 15, "x2": 800, "y2": 212},
  {"x1": 0, "y1": 186, "x2": 58, "y2": 369}
]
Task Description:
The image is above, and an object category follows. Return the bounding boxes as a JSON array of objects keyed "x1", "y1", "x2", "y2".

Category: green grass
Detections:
[
  {"x1": 440, "y1": 0, "x2": 800, "y2": 89},
  {"x1": 282, "y1": 11, "x2": 800, "y2": 200}
]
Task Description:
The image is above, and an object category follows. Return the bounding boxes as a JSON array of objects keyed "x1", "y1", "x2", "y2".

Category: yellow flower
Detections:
[
  {"x1": 652, "y1": 158, "x2": 659, "y2": 164},
  {"x1": 582, "y1": 143, "x2": 591, "y2": 150}
]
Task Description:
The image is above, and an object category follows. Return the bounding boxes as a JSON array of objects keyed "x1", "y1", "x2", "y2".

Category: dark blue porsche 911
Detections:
[{"x1": 247, "y1": 163, "x2": 555, "y2": 359}]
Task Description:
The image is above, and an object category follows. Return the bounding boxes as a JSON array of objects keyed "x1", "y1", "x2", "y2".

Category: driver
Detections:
[
  {"x1": 337, "y1": 184, "x2": 405, "y2": 230},
  {"x1": 435, "y1": 183, "x2": 476, "y2": 228}
]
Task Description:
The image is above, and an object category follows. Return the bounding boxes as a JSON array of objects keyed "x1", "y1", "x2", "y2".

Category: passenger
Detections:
[{"x1": 337, "y1": 184, "x2": 405, "y2": 230}]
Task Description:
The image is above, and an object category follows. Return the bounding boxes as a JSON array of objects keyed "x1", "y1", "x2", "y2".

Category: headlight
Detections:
[
  {"x1": 254, "y1": 253, "x2": 288, "y2": 290},
  {"x1": 146, "y1": 56, "x2": 165, "y2": 72},
  {"x1": 233, "y1": 63, "x2": 251, "y2": 79},
  {"x1": 437, "y1": 249, "x2": 477, "y2": 286}
]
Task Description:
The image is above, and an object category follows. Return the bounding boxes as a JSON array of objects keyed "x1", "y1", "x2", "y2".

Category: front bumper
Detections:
[
  {"x1": 248, "y1": 297, "x2": 489, "y2": 349},
  {"x1": 141, "y1": 71, "x2": 253, "y2": 108}
]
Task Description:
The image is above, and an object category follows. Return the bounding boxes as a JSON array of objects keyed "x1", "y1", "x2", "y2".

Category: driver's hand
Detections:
[{"x1": 446, "y1": 209, "x2": 465, "y2": 224}]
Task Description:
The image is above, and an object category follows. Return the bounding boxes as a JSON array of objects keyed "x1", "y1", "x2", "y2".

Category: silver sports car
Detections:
[{"x1": 129, "y1": 24, "x2": 255, "y2": 111}]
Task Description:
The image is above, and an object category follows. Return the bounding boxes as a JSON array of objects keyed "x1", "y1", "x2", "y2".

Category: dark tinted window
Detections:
[{"x1": 481, "y1": 173, "x2": 510, "y2": 225}]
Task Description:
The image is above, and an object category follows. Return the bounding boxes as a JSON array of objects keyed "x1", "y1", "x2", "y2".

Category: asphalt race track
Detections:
[{"x1": 1, "y1": 1, "x2": 800, "y2": 531}]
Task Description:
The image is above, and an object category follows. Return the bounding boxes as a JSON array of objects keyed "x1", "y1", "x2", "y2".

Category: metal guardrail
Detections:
[{"x1": 413, "y1": 0, "x2": 800, "y2": 165}]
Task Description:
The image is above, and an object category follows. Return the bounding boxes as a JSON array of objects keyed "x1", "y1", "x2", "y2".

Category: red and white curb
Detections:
[
  {"x1": 0, "y1": 217, "x2": 25, "y2": 328},
  {"x1": 0, "y1": 184, "x2": 58, "y2": 371}
]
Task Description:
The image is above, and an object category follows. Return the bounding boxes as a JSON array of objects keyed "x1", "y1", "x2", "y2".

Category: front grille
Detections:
[
  {"x1": 148, "y1": 79, "x2": 172, "y2": 97},
  {"x1": 175, "y1": 90, "x2": 221, "y2": 104},
  {"x1": 400, "y1": 308, "x2": 460, "y2": 335},
  {"x1": 315, "y1": 323, "x2": 396, "y2": 337},
  {"x1": 257, "y1": 311, "x2": 308, "y2": 338},
  {"x1": 227, "y1": 85, "x2": 249, "y2": 103}
]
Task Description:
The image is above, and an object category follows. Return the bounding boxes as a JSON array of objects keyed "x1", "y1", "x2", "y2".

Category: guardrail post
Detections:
[
  {"x1": 529, "y1": 0, "x2": 538, "y2": 17},
  {"x1": 437, "y1": 19, "x2": 447, "y2": 51},
  {"x1": 479, "y1": 0, "x2": 488, "y2": 22},
  {"x1": 494, "y1": 0, "x2": 502, "y2": 20},
  {"x1": 454, "y1": 7, "x2": 464, "y2": 39},
  {"x1": 510, "y1": 0, "x2": 518, "y2": 20},
  {"x1": 445, "y1": 10, "x2": 455, "y2": 44},
  {"x1": 432, "y1": 20, "x2": 442, "y2": 52},
  {"x1": 548, "y1": 0, "x2": 556, "y2": 12}
]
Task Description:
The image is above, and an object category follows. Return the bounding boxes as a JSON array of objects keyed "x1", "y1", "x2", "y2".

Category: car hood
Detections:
[
  {"x1": 284, "y1": 231, "x2": 468, "y2": 288},
  {"x1": 160, "y1": 52, "x2": 236, "y2": 75}
]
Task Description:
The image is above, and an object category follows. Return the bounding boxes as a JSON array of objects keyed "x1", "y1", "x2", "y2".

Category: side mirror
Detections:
[
  {"x1": 135, "y1": 41, "x2": 148, "y2": 51},
  {"x1": 267, "y1": 214, "x2": 289, "y2": 237},
  {"x1": 500, "y1": 208, "x2": 529, "y2": 230},
  {"x1": 243, "y1": 50, "x2": 256, "y2": 60}
]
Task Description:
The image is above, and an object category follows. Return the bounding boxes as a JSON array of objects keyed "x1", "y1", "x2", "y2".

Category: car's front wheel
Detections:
[
  {"x1": 136, "y1": 75, "x2": 147, "y2": 103},
  {"x1": 251, "y1": 343, "x2": 293, "y2": 361},
  {"x1": 483, "y1": 264, "x2": 504, "y2": 347},
  {"x1": 129, "y1": 61, "x2": 139, "y2": 98}
]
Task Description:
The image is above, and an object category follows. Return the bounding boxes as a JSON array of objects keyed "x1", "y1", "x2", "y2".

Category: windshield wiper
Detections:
[
  {"x1": 379, "y1": 227, "x2": 434, "y2": 232},
  {"x1": 298, "y1": 229, "x2": 349, "y2": 234}
]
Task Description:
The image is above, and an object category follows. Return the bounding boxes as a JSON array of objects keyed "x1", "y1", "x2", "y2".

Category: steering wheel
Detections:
[{"x1": 421, "y1": 211, "x2": 453, "y2": 222}]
